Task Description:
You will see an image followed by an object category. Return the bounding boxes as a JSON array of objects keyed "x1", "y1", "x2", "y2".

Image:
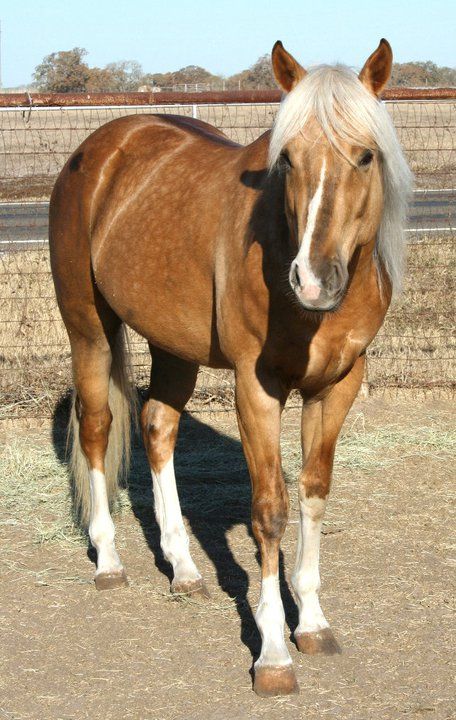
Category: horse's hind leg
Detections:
[
  {"x1": 141, "y1": 347, "x2": 208, "y2": 598},
  {"x1": 70, "y1": 319, "x2": 129, "y2": 591}
]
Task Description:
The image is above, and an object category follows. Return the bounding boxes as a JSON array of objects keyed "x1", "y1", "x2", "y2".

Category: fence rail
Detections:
[
  {"x1": 1, "y1": 87, "x2": 456, "y2": 107},
  {"x1": 0, "y1": 91, "x2": 455, "y2": 420}
]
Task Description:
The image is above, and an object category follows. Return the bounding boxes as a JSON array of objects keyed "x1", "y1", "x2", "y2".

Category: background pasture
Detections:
[{"x1": 0, "y1": 98, "x2": 455, "y2": 422}]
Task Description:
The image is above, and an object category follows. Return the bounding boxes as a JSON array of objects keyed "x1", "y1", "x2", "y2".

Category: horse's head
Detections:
[{"x1": 270, "y1": 39, "x2": 400, "y2": 311}]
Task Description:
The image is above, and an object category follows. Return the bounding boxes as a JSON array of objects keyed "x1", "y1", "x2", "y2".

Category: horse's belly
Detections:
[{"x1": 93, "y1": 247, "x2": 228, "y2": 367}]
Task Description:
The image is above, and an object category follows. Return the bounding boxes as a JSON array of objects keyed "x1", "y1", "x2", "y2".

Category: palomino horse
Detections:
[{"x1": 50, "y1": 39, "x2": 412, "y2": 696}]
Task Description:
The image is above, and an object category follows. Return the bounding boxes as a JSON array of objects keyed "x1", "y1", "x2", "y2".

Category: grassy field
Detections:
[{"x1": 0, "y1": 398, "x2": 454, "y2": 719}]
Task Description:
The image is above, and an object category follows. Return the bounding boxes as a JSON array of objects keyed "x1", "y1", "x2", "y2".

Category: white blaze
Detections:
[
  {"x1": 255, "y1": 574, "x2": 292, "y2": 668},
  {"x1": 151, "y1": 456, "x2": 201, "y2": 583},
  {"x1": 88, "y1": 468, "x2": 123, "y2": 575},
  {"x1": 292, "y1": 496, "x2": 329, "y2": 634},
  {"x1": 292, "y1": 158, "x2": 327, "y2": 298}
]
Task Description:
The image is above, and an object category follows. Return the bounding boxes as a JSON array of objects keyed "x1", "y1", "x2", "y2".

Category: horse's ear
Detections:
[
  {"x1": 359, "y1": 38, "x2": 393, "y2": 97},
  {"x1": 272, "y1": 41, "x2": 306, "y2": 93}
]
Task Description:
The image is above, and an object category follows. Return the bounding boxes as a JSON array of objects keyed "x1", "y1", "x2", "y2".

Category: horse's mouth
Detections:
[{"x1": 290, "y1": 278, "x2": 346, "y2": 313}]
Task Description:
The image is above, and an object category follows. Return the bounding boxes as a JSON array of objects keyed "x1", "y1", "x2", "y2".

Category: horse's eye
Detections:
[
  {"x1": 279, "y1": 151, "x2": 293, "y2": 171},
  {"x1": 358, "y1": 150, "x2": 374, "y2": 168}
]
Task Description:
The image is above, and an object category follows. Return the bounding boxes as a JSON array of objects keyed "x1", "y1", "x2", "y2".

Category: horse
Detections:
[{"x1": 49, "y1": 39, "x2": 412, "y2": 697}]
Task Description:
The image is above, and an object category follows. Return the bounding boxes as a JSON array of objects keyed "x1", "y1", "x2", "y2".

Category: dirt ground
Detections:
[{"x1": 1, "y1": 396, "x2": 455, "y2": 720}]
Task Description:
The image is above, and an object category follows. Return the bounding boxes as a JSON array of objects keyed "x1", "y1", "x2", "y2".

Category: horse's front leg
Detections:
[
  {"x1": 235, "y1": 364, "x2": 298, "y2": 697},
  {"x1": 292, "y1": 355, "x2": 365, "y2": 654}
]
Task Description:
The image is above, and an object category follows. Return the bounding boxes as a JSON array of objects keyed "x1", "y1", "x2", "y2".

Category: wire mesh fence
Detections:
[{"x1": 0, "y1": 97, "x2": 455, "y2": 420}]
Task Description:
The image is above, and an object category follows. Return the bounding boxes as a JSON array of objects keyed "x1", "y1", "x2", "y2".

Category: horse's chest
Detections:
[{"x1": 301, "y1": 330, "x2": 367, "y2": 393}]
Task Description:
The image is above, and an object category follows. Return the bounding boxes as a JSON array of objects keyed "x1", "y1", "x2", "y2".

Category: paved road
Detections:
[{"x1": 1, "y1": 191, "x2": 455, "y2": 251}]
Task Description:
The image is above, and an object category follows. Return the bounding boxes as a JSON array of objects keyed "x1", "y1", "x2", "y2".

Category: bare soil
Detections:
[{"x1": 1, "y1": 397, "x2": 455, "y2": 720}]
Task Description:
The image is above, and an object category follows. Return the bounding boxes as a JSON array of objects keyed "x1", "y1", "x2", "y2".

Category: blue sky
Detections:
[{"x1": 1, "y1": 0, "x2": 455, "y2": 87}]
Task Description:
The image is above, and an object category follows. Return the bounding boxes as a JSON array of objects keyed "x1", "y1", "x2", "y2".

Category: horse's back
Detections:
[{"x1": 58, "y1": 113, "x2": 238, "y2": 182}]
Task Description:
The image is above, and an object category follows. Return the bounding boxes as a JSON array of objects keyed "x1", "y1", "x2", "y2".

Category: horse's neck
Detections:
[{"x1": 320, "y1": 241, "x2": 389, "y2": 334}]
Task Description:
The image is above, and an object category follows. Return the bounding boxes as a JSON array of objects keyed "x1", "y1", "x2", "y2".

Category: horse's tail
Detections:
[{"x1": 68, "y1": 326, "x2": 137, "y2": 526}]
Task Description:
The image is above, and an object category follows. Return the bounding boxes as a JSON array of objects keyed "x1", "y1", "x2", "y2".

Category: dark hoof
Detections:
[
  {"x1": 253, "y1": 665, "x2": 299, "y2": 697},
  {"x1": 171, "y1": 578, "x2": 210, "y2": 599},
  {"x1": 94, "y1": 569, "x2": 129, "y2": 591},
  {"x1": 295, "y1": 628, "x2": 342, "y2": 655}
]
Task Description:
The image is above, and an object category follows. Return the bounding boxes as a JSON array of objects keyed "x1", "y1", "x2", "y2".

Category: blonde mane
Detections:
[{"x1": 269, "y1": 65, "x2": 413, "y2": 296}]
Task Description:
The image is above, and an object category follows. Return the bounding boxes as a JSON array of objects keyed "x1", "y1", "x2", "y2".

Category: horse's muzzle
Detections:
[{"x1": 289, "y1": 257, "x2": 348, "y2": 311}]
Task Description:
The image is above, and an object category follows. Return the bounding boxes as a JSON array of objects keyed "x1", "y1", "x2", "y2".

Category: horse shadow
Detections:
[{"x1": 52, "y1": 393, "x2": 299, "y2": 664}]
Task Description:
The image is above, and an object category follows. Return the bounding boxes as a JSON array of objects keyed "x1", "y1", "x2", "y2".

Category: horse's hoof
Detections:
[
  {"x1": 171, "y1": 578, "x2": 210, "y2": 599},
  {"x1": 295, "y1": 628, "x2": 342, "y2": 655},
  {"x1": 94, "y1": 569, "x2": 129, "y2": 591},
  {"x1": 253, "y1": 664, "x2": 299, "y2": 697}
]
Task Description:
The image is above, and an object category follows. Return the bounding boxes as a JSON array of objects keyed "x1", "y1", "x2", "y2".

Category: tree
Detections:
[
  {"x1": 171, "y1": 65, "x2": 219, "y2": 84},
  {"x1": 145, "y1": 65, "x2": 222, "y2": 89},
  {"x1": 33, "y1": 47, "x2": 456, "y2": 95},
  {"x1": 226, "y1": 55, "x2": 276, "y2": 90},
  {"x1": 86, "y1": 67, "x2": 117, "y2": 92},
  {"x1": 33, "y1": 48, "x2": 91, "y2": 92},
  {"x1": 390, "y1": 61, "x2": 456, "y2": 87},
  {"x1": 103, "y1": 61, "x2": 145, "y2": 91}
]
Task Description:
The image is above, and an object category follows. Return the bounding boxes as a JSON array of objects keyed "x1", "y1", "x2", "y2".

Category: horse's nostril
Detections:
[
  {"x1": 293, "y1": 263, "x2": 301, "y2": 289},
  {"x1": 327, "y1": 261, "x2": 343, "y2": 294}
]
